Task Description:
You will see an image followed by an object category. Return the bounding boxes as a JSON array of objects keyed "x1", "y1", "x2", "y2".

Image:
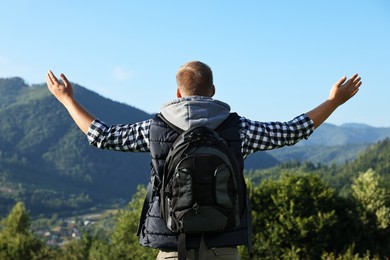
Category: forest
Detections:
[
  {"x1": 1, "y1": 77, "x2": 390, "y2": 219},
  {"x1": 1, "y1": 139, "x2": 389, "y2": 259}
]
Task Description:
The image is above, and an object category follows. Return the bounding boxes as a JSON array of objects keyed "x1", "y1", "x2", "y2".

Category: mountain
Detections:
[
  {"x1": 0, "y1": 77, "x2": 389, "y2": 217},
  {"x1": 266, "y1": 120, "x2": 390, "y2": 165},
  {"x1": 247, "y1": 138, "x2": 390, "y2": 195},
  {"x1": 298, "y1": 122, "x2": 390, "y2": 146},
  {"x1": 0, "y1": 78, "x2": 277, "y2": 216},
  {"x1": 0, "y1": 78, "x2": 153, "y2": 216},
  {"x1": 322, "y1": 137, "x2": 390, "y2": 193}
]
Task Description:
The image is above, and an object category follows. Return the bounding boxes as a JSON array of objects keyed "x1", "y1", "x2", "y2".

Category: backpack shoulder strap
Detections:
[
  {"x1": 156, "y1": 113, "x2": 184, "y2": 134},
  {"x1": 216, "y1": 112, "x2": 240, "y2": 131}
]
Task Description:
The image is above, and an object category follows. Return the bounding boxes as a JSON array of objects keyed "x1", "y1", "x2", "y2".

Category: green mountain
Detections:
[
  {"x1": 348, "y1": 137, "x2": 390, "y2": 174},
  {"x1": 0, "y1": 78, "x2": 153, "y2": 217},
  {"x1": 0, "y1": 78, "x2": 278, "y2": 217},
  {"x1": 0, "y1": 77, "x2": 389, "y2": 217},
  {"x1": 266, "y1": 143, "x2": 369, "y2": 165},
  {"x1": 248, "y1": 138, "x2": 390, "y2": 194},
  {"x1": 266, "y1": 121, "x2": 390, "y2": 165},
  {"x1": 300, "y1": 122, "x2": 390, "y2": 146},
  {"x1": 321, "y1": 137, "x2": 390, "y2": 192}
]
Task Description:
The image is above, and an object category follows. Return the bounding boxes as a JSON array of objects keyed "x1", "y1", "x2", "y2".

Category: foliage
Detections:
[
  {"x1": 0, "y1": 202, "x2": 46, "y2": 260},
  {"x1": 267, "y1": 143, "x2": 369, "y2": 166},
  {"x1": 352, "y1": 169, "x2": 390, "y2": 229},
  {"x1": 248, "y1": 138, "x2": 390, "y2": 197},
  {"x1": 2, "y1": 170, "x2": 390, "y2": 259},
  {"x1": 349, "y1": 169, "x2": 390, "y2": 255},
  {"x1": 0, "y1": 78, "x2": 152, "y2": 217},
  {"x1": 1, "y1": 77, "x2": 390, "y2": 219},
  {"x1": 248, "y1": 174, "x2": 339, "y2": 259},
  {"x1": 349, "y1": 138, "x2": 390, "y2": 179},
  {"x1": 1, "y1": 77, "x2": 390, "y2": 258},
  {"x1": 109, "y1": 185, "x2": 158, "y2": 259},
  {"x1": 31, "y1": 186, "x2": 157, "y2": 260}
]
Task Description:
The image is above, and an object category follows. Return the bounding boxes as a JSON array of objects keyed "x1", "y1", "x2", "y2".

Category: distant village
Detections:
[{"x1": 32, "y1": 211, "x2": 115, "y2": 247}]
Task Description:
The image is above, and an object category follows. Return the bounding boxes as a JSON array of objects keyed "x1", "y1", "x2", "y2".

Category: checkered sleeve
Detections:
[
  {"x1": 87, "y1": 118, "x2": 151, "y2": 152},
  {"x1": 240, "y1": 114, "x2": 314, "y2": 157}
]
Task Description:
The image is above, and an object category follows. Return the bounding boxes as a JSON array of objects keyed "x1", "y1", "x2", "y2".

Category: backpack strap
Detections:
[
  {"x1": 178, "y1": 233, "x2": 187, "y2": 260},
  {"x1": 246, "y1": 191, "x2": 253, "y2": 257},
  {"x1": 157, "y1": 113, "x2": 184, "y2": 134},
  {"x1": 215, "y1": 112, "x2": 240, "y2": 131},
  {"x1": 157, "y1": 113, "x2": 188, "y2": 259},
  {"x1": 178, "y1": 234, "x2": 208, "y2": 260}
]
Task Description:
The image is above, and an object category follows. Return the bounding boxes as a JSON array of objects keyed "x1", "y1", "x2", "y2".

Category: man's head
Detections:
[{"x1": 176, "y1": 61, "x2": 215, "y2": 98}]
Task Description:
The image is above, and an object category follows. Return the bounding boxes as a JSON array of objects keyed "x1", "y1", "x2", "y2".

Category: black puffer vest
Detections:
[{"x1": 138, "y1": 113, "x2": 249, "y2": 250}]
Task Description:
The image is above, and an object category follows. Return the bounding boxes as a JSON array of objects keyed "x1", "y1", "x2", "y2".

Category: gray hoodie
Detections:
[{"x1": 160, "y1": 96, "x2": 232, "y2": 131}]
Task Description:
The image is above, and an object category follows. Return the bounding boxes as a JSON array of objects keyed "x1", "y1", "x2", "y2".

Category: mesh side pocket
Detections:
[
  {"x1": 214, "y1": 165, "x2": 233, "y2": 208},
  {"x1": 174, "y1": 167, "x2": 193, "y2": 210}
]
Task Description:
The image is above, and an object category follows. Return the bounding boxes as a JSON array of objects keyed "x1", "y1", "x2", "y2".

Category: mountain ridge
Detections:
[{"x1": 1, "y1": 77, "x2": 389, "y2": 216}]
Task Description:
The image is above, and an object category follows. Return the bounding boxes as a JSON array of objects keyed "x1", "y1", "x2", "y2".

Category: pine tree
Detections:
[
  {"x1": 109, "y1": 185, "x2": 158, "y2": 259},
  {"x1": 0, "y1": 202, "x2": 45, "y2": 260}
]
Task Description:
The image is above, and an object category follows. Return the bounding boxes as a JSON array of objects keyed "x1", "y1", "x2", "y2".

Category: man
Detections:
[{"x1": 46, "y1": 61, "x2": 362, "y2": 259}]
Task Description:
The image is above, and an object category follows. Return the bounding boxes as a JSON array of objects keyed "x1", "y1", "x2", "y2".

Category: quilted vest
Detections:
[{"x1": 138, "y1": 113, "x2": 249, "y2": 250}]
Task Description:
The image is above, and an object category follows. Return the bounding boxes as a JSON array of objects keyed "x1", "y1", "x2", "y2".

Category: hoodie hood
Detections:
[{"x1": 160, "y1": 96, "x2": 231, "y2": 131}]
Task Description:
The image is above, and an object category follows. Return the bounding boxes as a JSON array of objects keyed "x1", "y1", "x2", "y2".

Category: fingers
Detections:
[
  {"x1": 341, "y1": 74, "x2": 362, "y2": 89},
  {"x1": 46, "y1": 70, "x2": 70, "y2": 88},
  {"x1": 352, "y1": 74, "x2": 362, "y2": 85},
  {"x1": 335, "y1": 76, "x2": 347, "y2": 87},
  {"x1": 60, "y1": 73, "x2": 71, "y2": 87},
  {"x1": 47, "y1": 70, "x2": 59, "y2": 84},
  {"x1": 46, "y1": 70, "x2": 55, "y2": 86},
  {"x1": 348, "y1": 74, "x2": 362, "y2": 89},
  {"x1": 349, "y1": 73, "x2": 359, "y2": 81},
  {"x1": 344, "y1": 74, "x2": 362, "y2": 103},
  {"x1": 46, "y1": 70, "x2": 63, "y2": 90}
]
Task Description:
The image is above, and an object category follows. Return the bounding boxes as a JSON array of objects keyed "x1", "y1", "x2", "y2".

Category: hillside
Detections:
[
  {"x1": 0, "y1": 77, "x2": 389, "y2": 217},
  {"x1": 248, "y1": 138, "x2": 390, "y2": 195},
  {"x1": 0, "y1": 78, "x2": 152, "y2": 216},
  {"x1": 298, "y1": 122, "x2": 390, "y2": 146},
  {"x1": 266, "y1": 121, "x2": 390, "y2": 165},
  {"x1": 0, "y1": 78, "x2": 277, "y2": 217},
  {"x1": 266, "y1": 143, "x2": 369, "y2": 165}
]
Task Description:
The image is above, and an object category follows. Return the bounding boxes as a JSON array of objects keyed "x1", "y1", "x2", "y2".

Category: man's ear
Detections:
[
  {"x1": 176, "y1": 88, "x2": 182, "y2": 98},
  {"x1": 210, "y1": 84, "x2": 216, "y2": 97}
]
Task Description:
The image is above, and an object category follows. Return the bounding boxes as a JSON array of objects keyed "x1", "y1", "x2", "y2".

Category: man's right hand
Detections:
[
  {"x1": 306, "y1": 74, "x2": 362, "y2": 129},
  {"x1": 328, "y1": 74, "x2": 362, "y2": 106}
]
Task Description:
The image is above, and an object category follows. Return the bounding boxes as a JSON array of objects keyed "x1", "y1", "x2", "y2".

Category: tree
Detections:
[
  {"x1": 351, "y1": 169, "x2": 390, "y2": 256},
  {"x1": 249, "y1": 174, "x2": 339, "y2": 259},
  {"x1": 109, "y1": 185, "x2": 158, "y2": 259},
  {"x1": 0, "y1": 202, "x2": 46, "y2": 260},
  {"x1": 2, "y1": 201, "x2": 30, "y2": 234},
  {"x1": 352, "y1": 169, "x2": 390, "y2": 229}
]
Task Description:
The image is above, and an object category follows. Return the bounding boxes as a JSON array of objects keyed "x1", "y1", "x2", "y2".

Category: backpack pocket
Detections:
[
  {"x1": 178, "y1": 206, "x2": 228, "y2": 233},
  {"x1": 173, "y1": 167, "x2": 193, "y2": 210},
  {"x1": 214, "y1": 164, "x2": 234, "y2": 209}
]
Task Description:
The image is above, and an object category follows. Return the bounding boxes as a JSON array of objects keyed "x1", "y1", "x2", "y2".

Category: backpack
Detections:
[{"x1": 158, "y1": 114, "x2": 246, "y2": 258}]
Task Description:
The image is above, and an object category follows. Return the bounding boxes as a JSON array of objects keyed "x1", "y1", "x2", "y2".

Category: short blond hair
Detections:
[{"x1": 176, "y1": 61, "x2": 213, "y2": 96}]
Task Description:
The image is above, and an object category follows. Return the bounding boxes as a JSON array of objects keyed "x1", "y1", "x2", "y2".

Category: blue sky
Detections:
[{"x1": 1, "y1": 1, "x2": 389, "y2": 127}]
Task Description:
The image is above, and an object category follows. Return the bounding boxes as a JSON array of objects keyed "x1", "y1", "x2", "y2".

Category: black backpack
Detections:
[{"x1": 158, "y1": 114, "x2": 246, "y2": 258}]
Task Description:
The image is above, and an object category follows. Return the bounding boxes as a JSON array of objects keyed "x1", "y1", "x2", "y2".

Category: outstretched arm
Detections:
[
  {"x1": 306, "y1": 74, "x2": 362, "y2": 129},
  {"x1": 46, "y1": 70, "x2": 95, "y2": 134}
]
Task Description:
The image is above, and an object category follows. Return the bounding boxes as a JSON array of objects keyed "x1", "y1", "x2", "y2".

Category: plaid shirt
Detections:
[{"x1": 87, "y1": 114, "x2": 314, "y2": 158}]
